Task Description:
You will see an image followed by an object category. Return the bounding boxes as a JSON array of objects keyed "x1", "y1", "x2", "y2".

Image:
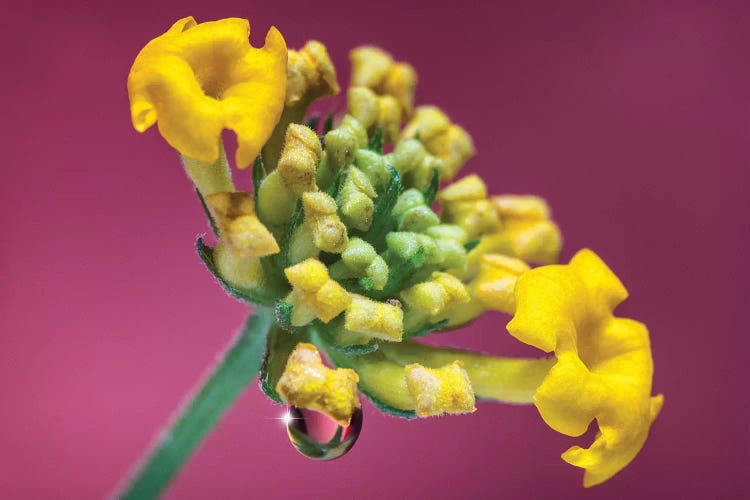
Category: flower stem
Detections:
[
  {"x1": 115, "y1": 307, "x2": 274, "y2": 499},
  {"x1": 181, "y1": 142, "x2": 235, "y2": 197}
]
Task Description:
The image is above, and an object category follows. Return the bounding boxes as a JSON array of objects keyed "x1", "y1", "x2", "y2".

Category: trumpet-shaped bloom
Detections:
[
  {"x1": 276, "y1": 343, "x2": 360, "y2": 425},
  {"x1": 506, "y1": 249, "x2": 663, "y2": 487},
  {"x1": 127, "y1": 17, "x2": 287, "y2": 168}
]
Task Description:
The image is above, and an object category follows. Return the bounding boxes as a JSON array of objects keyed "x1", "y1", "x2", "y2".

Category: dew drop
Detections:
[{"x1": 285, "y1": 406, "x2": 363, "y2": 460}]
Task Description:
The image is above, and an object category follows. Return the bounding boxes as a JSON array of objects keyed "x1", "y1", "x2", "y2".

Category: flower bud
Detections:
[
  {"x1": 329, "y1": 238, "x2": 389, "y2": 290},
  {"x1": 324, "y1": 115, "x2": 368, "y2": 170},
  {"x1": 205, "y1": 192, "x2": 280, "y2": 257},
  {"x1": 439, "y1": 174, "x2": 500, "y2": 239},
  {"x1": 474, "y1": 254, "x2": 530, "y2": 314},
  {"x1": 354, "y1": 149, "x2": 390, "y2": 190},
  {"x1": 284, "y1": 258, "x2": 351, "y2": 324},
  {"x1": 404, "y1": 361, "x2": 476, "y2": 417},
  {"x1": 348, "y1": 86, "x2": 402, "y2": 143},
  {"x1": 344, "y1": 294, "x2": 403, "y2": 341},
  {"x1": 277, "y1": 124, "x2": 322, "y2": 196},
  {"x1": 275, "y1": 343, "x2": 359, "y2": 425},
  {"x1": 338, "y1": 167, "x2": 377, "y2": 231},
  {"x1": 302, "y1": 192, "x2": 349, "y2": 253},
  {"x1": 350, "y1": 46, "x2": 417, "y2": 115},
  {"x1": 286, "y1": 41, "x2": 340, "y2": 107},
  {"x1": 400, "y1": 272, "x2": 470, "y2": 318}
]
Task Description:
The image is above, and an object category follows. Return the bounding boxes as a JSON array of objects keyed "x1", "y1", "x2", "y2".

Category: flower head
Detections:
[
  {"x1": 507, "y1": 249, "x2": 663, "y2": 486},
  {"x1": 127, "y1": 17, "x2": 287, "y2": 168}
]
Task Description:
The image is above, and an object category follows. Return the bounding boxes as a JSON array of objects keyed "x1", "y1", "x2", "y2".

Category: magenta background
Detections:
[{"x1": 1, "y1": 0, "x2": 748, "y2": 498}]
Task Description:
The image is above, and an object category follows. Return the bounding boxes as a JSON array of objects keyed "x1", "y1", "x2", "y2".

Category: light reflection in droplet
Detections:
[{"x1": 285, "y1": 406, "x2": 362, "y2": 460}]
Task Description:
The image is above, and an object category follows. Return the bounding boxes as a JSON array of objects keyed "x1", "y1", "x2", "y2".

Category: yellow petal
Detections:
[
  {"x1": 275, "y1": 343, "x2": 360, "y2": 425},
  {"x1": 506, "y1": 249, "x2": 663, "y2": 486},
  {"x1": 127, "y1": 17, "x2": 287, "y2": 168}
]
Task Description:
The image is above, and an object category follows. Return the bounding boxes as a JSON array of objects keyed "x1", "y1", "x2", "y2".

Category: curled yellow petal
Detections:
[
  {"x1": 285, "y1": 258, "x2": 351, "y2": 323},
  {"x1": 127, "y1": 17, "x2": 288, "y2": 168},
  {"x1": 404, "y1": 361, "x2": 476, "y2": 417},
  {"x1": 506, "y1": 249, "x2": 663, "y2": 487},
  {"x1": 275, "y1": 343, "x2": 360, "y2": 425}
]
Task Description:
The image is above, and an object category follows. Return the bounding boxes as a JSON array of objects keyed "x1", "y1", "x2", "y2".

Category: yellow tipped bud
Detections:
[
  {"x1": 350, "y1": 46, "x2": 417, "y2": 115},
  {"x1": 324, "y1": 115, "x2": 368, "y2": 169},
  {"x1": 475, "y1": 254, "x2": 530, "y2": 314},
  {"x1": 275, "y1": 343, "x2": 359, "y2": 425},
  {"x1": 204, "y1": 192, "x2": 280, "y2": 257},
  {"x1": 212, "y1": 239, "x2": 266, "y2": 290},
  {"x1": 404, "y1": 361, "x2": 476, "y2": 417},
  {"x1": 302, "y1": 192, "x2": 349, "y2": 253},
  {"x1": 347, "y1": 86, "x2": 402, "y2": 143},
  {"x1": 402, "y1": 106, "x2": 475, "y2": 180},
  {"x1": 287, "y1": 41, "x2": 340, "y2": 107},
  {"x1": 284, "y1": 258, "x2": 351, "y2": 323},
  {"x1": 339, "y1": 167, "x2": 377, "y2": 231},
  {"x1": 400, "y1": 272, "x2": 470, "y2": 318},
  {"x1": 277, "y1": 124, "x2": 322, "y2": 196},
  {"x1": 439, "y1": 175, "x2": 500, "y2": 239},
  {"x1": 492, "y1": 195, "x2": 551, "y2": 221},
  {"x1": 345, "y1": 294, "x2": 403, "y2": 342}
]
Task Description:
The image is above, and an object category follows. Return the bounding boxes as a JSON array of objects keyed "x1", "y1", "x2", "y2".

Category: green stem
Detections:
[
  {"x1": 116, "y1": 307, "x2": 274, "y2": 499},
  {"x1": 181, "y1": 142, "x2": 235, "y2": 196}
]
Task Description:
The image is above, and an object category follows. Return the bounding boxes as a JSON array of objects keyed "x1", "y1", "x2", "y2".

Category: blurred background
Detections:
[{"x1": 1, "y1": 0, "x2": 748, "y2": 497}]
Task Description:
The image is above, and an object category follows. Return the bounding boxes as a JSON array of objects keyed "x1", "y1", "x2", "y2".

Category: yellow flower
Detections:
[
  {"x1": 285, "y1": 258, "x2": 351, "y2": 325},
  {"x1": 401, "y1": 106, "x2": 475, "y2": 180},
  {"x1": 350, "y1": 46, "x2": 417, "y2": 115},
  {"x1": 127, "y1": 17, "x2": 288, "y2": 168},
  {"x1": 404, "y1": 361, "x2": 476, "y2": 417},
  {"x1": 506, "y1": 249, "x2": 663, "y2": 487},
  {"x1": 276, "y1": 343, "x2": 360, "y2": 425}
]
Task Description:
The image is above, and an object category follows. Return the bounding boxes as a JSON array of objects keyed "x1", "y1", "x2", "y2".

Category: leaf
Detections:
[
  {"x1": 260, "y1": 323, "x2": 306, "y2": 404},
  {"x1": 196, "y1": 189, "x2": 219, "y2": 238},
  {"x1": 368, "y1": 127, "x2": 384, "y2": 153},
  {"x1": 117, "y1": 307, "x2": 274, "y2": 499},
  {"x1": 355, "y1": 167, "x2": 402, "y2": 251},
  {"x1": 252, "y1": 155, "x2": 265, "y2": 213},
  {"x1": 422, "y1": 168, "x2": 440, "y2": 206},
  {"x1": 404, "y1": 319, "x2": 449, "y2": 339},
  {"x1": 464, "y1": 239, "x2": 480, "y2": 252},
  {"x1": 311, "y1": 321, "x2": 379, "y2": 356},
  {"x1": 305, "y1": 115, "x2": 320, "y2": 132},
  {"x1": 196, "y1": 237, "x2": 277, "y2": 306},
  {"x1": 323, "y1": 112, "x2": 335, "y2": 134}
]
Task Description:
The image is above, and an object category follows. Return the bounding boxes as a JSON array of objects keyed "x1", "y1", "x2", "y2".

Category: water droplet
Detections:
[{"x1": 285, "y1": 406, "x2": 363, "y2": 460}]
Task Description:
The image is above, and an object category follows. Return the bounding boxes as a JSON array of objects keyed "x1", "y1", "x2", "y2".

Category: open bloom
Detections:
[
  {"x1": 127, "y1": 17, "x2": 287, "y2": 168},
  {"x1": 507, "y1": 249, "x2": 663, "y2": 486}
]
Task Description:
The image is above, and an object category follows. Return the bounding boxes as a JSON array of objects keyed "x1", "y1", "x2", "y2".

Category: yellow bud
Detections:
[
  {"x1": 213, "y1": 239, "x2": 266, "y2": 290},
  {"x1": 438, "y1": 174, "x2": 487, "y2": 202},
  {"x1": 275, "y1": 343, "x2": 359, "y2": 425},
  {"x1": 287, "y1": 41, "x2": 340, "y2": 106},
  {"x1": 347, "y1": 86, "x2": 402, "y2": 143},
  {"x1": 439, "y1": 175, "x2": 499, "y2": 239},
  {"x1": 302, "y1": 192, "x2": 349, "y2": 253},
  {"x1": 345, "y1": 294, "x2": 403, "y2": 342},
  {"x1": 404, "y1": 361, "x2": 476, "y2": 417},
  {"x1": 492, "y1": 195, "x2": 551, "y2": 220},
  {"x1": 402, "y1": 106, "x2": 475, "y2": 180},
  {"x1": 204, "y1": 192, "x2": 279, "y2": 257},
  {"x1": 284, "y1": 258, "x2": 351, "y2": 323},
  {"x1": 350, "y1": 46, "x2": 417, "y2": 115},
  {"x1": 277, "y1": 124, "x2": 322, "y2": 196},
  {"x1": 400, "y1": 272, "x2": 470, "y2": 317}
]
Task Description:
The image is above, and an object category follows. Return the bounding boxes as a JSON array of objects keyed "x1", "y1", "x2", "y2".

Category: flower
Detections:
[
  {"x1": 507, "y1": 249, "x2": 663, "y2": 487},
  {"x1": 127, "y1": 17, "x2": 287, "y2": 168},
  {"x1": 284, "y1": 258, "x2": 351, "y2": 325}
]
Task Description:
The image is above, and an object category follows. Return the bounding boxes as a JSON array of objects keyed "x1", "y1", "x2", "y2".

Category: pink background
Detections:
[{"x1": 2, "y1": 0, "x2": 748, "y2": 498}]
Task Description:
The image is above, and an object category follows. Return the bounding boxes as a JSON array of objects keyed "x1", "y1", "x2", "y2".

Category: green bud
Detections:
[
  {"x1": 256, "y1": 170, "x2": 297, "y2": 226},
  {"x1": 339, "y1": 167, "x2": 376, "y2": 231},
  {"x1": 386, "y1": 232, "x2": 421, "y2": 259},
  {"x1": 425, "y1": 224, "x2": 468, "y2": 244},
  {"x1": 354, "y1": 149, "x2": 390, "y2": 190},
  {"x1": 389, "y1": 138, "x2": 426, "y2": 174}
]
